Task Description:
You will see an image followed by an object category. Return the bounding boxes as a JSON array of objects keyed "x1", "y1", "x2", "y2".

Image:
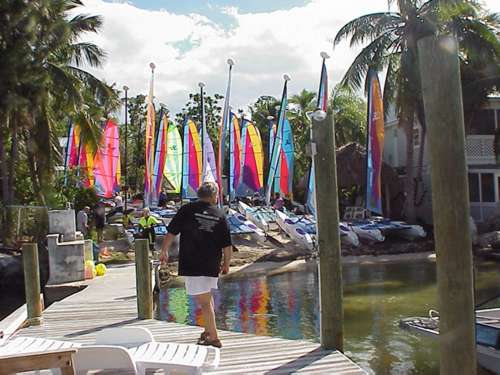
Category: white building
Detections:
[{"x1": 383, "y1": 97, "x2": 500, "y2": 224}]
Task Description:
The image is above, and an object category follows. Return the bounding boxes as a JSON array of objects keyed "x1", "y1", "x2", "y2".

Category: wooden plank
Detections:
[
  {"x1": 0, "y1": 349, "x2": 76, "y2": 375},
  {"x1": 12, "y1": 265, "x2": 364, "y2": 374},
  {"x1": 0, "y1": 304, "x2": 27, "y2": 344}
]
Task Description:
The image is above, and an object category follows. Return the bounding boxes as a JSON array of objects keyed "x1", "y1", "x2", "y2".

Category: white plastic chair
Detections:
[{"x1": 97, "y1": 327, "x2": 220, "y2": 375}]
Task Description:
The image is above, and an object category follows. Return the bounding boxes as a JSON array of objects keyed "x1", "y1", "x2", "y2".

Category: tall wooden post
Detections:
[
  {"x1": 418, "y1": 35, "x2": 476, "y2": 375},
  {"x1": 312, "y1": 110, "x2": 343, "y2": 351},
  {"x1": 135, "y1": 239, "x2": 153, "y2": 319},
  {"x1": 22, "y1": 243, "x2": 42, "y2": 326}
]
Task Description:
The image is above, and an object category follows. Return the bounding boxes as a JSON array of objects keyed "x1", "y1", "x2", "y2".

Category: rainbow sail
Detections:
[
  {"x1": 152, "y1": 113, "x2": 168, "y2": 201},
  {"x1": 181, "y1": 119, "x2": 202, "y2": 199},
  {"x1": 203, "y1": 129, "x2": 217, "y2": 183},
  {"x1": 237, "y1": 119, "x2": 264, "y2": 196},
  {"x1": 265, "y1": 78, "x2": 289, "y2": 204},
  {"x1": 78, "y1": 130, "x2": 95, "y2": 189},
  {"x1": 93, "y1": 119, "x2": 121, "y2": 198},
  {"x1": 144, "y1": 67, "x2": 156, "y2": 205},
  {"x1": 281, "y1": 119, "x2": 294, "y2": 195},
  {"x1": 366, "y1": 68, "x2": 384, "y2": 214},
  {"x1": 229, "y1": 112, "x2": 241, "y2": 200},
  {"x1": 65, "y1": 122, "x2": 80, "y2": 170},
  {"x1": 164, "y1": 122, "x2": 182, "y2": 193}
]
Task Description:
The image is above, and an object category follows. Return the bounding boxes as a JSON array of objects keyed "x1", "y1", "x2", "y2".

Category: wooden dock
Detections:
[{"x1": 13, "y1": 264, "x2": 365, "y2": 374}]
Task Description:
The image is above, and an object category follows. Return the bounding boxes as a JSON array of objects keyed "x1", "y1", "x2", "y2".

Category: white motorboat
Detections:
[{"x1": 400, "y1": 297, "x2": 500, "y2": 374}]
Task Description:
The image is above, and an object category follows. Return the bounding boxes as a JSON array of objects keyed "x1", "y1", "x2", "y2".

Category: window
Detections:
[
  {"x1": 469, "y1": 173, "x2": 480, "y2": 202},
  {"x1": 469, "y1": 110, "x2": 495, "y2": 135},
  {"x1": 481, "y1": 173, "x2": 495, "y2": 202}
]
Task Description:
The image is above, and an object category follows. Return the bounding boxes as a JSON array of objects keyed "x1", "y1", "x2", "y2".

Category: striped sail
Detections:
[
  {"x1": 281, "y1": 118, "x2": 294, "y2": 195},
  {"x1": 181, "y1": 119, "x2": 202, "y2": 199},
  {"x1": 152, "y1": 113, "x2": 168, "y2": 201},
  {"x1": 366, "y1": 69, "x2": 384, "y2": 215},
  {"x1": 306, "y1": 57, "x2": 328, "y2": 215},
  {"x1": 238, "y1": 119, "x2": 264, "y2": 196},
  {"x1": 217, "y1": 64, "x2": 233, "y2": 203},
  {"x1": 164, "y1": 122, "x2": 182, "y2": 193},
  {"x1": 265, "y1": 81, "x2": 288, "y2": 204},
  {"x1": 93, "y1": 119, "x2": 121, "y2": 198},
  {"x1": 144, "y1": 68, "x2": 156, "y2": 205},
  {"x1": 78, "y1": 137, "x2": 95, "y2": 188},
  {"x1": 203, "y1": 129, "x2": 217, "y2": 183},
  {"x1": 229, "y1": 112, "x2": 241, "y2": 200}
]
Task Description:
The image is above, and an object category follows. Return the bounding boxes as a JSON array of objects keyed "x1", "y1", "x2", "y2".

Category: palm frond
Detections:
[
  {"x1": 340, "y1": 33, "x2": 400, "y2": 91},
  {"x1": 46, "y1": 62, "x2": 84, "y2": 108},
  {"x1": 334, "y1": 12, "x2": 402, "y2": 47},
  {"x1": 67, "y1": 42, "x2": 105, "y2": 68},
  {"x1": 382, "y1": 53, "x2": 401, "y2": 118},
  {"x1": 68, "y1": 14, "x2": 102, "y2": 38}
]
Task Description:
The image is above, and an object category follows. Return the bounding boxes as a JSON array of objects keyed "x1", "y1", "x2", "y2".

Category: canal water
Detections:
[{"x1": 156, "y1": 259, "x2": 500, "y2": 374}]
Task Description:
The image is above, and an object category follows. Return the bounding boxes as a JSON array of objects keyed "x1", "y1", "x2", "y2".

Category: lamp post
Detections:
[{"x1": 123, "y1": 85, "x2": 129, "y2": 215}]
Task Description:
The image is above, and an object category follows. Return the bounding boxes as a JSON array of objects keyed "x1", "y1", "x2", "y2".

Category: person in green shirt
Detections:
[{"x1": 139, "y1": 207, "x2": 160, "y2": 250}]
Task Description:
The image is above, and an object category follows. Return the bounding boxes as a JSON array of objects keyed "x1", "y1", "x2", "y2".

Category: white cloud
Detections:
[{"x1": 78, "y1": 0, "x2": 500, "y2": 117}]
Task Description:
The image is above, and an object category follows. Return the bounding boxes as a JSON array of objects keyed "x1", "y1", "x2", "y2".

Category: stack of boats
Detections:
[{"x1": 237, "y1": 202, "x2": 426, "y2": 250}]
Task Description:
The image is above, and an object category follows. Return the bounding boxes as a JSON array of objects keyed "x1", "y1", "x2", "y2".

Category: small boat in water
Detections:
[
  {"x1": 339, "y1": 223, "x2": 360, "y2": 247},
  {"x1": 400, "y1": 295, "x2": 500, "y2": 374}
]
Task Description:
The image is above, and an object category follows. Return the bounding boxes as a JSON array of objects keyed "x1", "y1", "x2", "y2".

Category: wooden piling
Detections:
[
  {"x1": 135, "y1": 239, "x2": 153, "y2": 319},
  {"x1": 22, "y1": 243, "x2": 42, "y2": 326},
  {"x1": 418, "y1": 34, "x2": 477, "y2": 375},
  {"x1": 312, "y1": 110, "x2": 344, "y2": 351}
]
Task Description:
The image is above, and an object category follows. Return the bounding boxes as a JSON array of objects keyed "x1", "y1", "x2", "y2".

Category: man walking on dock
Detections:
[{"x1": 160, "y1": 182, "x2": 232, "y2": 348}]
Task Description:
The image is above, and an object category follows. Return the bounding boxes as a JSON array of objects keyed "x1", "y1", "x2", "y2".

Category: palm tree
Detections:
[
  {"x1": 0, "y1": 0, "x2": 115, "y2": 205},
  {"x1": 334, "y1": 0, "x2": 499, "y2": 222}
]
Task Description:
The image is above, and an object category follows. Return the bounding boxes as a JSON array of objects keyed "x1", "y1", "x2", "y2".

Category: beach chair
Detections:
[
  {"x1": 0, "y1": 328, "x2": 220, "y2": 375},
  {"x1": 95, "y1": 327, "x2": 220, "y2": 375}
]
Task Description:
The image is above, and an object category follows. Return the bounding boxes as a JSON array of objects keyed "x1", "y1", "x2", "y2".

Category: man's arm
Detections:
[
  {"x1": 221, "y1": 246, "x2": 232, "y2": 274},
  {"x1": 160, "y1": 233, "x2": 176, "y2": 263}
]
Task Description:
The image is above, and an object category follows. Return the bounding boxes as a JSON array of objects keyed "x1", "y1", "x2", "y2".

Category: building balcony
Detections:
[{"x1": 466, "y1": 135, "x2": 495, "y2": 165}]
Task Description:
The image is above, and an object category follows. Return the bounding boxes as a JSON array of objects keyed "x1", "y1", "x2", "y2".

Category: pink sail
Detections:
[
  {"x1": 152, "y1": 113, "x2": 168, "y2": 201},
  {"x1": 93, "y1": 119, "x2": 121, "y2": 198}
]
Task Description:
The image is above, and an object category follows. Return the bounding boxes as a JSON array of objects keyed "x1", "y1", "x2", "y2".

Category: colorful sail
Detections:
[
  {"x1": 65, "y1": 122, "x2": 80, "y2": 170},
  {"x1": 93, "y1": 119, "x2": 121, "y2": 198},
  {"x1": 78, "y1": 140, "x2": 95, "y2": 188},
  {"x1": 152, "y1": 113, "x2": 168, "y2": 201},
  {"x1": 237, "y1": 119, "x2": 264, "y2": 196},
  {"x1": 217, "y1": 62, "x2": 233, "y2": 203},
  {"x1": 181, "y1": 119, "x2": 202, "y2": 199},
  {"x1": 144, "y1": 66, "x2": 156, "y2": 205},
  {"x1": 307, "y1": 55, "x2": 329, "y2": 215},
  {"x1": 229, "y1": 112, "x2": 242, "y2": 200},
  {"x1": 164, "y1": 122, "x2": 182, "y2": 193},
  {"x1": 366, "y1": 69, "x2": 384, "y2": 215},
  {"x1": 281, "y1": 118, "x2": 294, "y2": 195},
  {"x1": 317, "y1": 58, "x2": 328, "y2": 112},
  {"x1": 203, "y1": 129, "x2": 217, "y2": 183},
  {"x1": 265, "y1": 77, "x2": 289, "y2": 204}
]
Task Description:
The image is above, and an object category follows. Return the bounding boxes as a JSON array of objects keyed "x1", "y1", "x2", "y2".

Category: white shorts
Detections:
[{"x1": 184, "y1": 276, "x2": 218, "y2": 296}]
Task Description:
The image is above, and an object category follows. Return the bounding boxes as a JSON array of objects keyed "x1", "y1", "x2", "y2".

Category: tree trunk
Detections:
[
  {"x1": 25, "y1": 135, "x2": 45, "y2": 206},
  {"x1": 0, "y1": 115, "x2": 11, "y2": 205},
  {"x1": 8, "y1": 116, "x2": 18, "y2": 203},
  {"x1": 403, "y1": 111, "x2": 416, "y2": 223}
]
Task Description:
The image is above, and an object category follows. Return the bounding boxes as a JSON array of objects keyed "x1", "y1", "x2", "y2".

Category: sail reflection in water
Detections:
[{"x1": 156, "y1": 260, "x2": 500, "y2": 375}]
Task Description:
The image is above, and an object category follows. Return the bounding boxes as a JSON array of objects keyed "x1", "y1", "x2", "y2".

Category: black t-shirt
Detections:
[{"x1": 167, "y1": 200, "x2": 232, "y2": 277}]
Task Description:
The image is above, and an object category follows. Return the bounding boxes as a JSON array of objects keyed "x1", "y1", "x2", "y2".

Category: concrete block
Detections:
[
  {"x1": 48, "y1": 210, "x2": 76, "y2": 241},
  {"x1": 47, "y1": 234, "x2": 85, "y2": 285}
]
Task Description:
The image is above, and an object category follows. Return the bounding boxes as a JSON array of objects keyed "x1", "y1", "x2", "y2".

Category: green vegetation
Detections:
[{"x1": 335, "y1": 0, "x2": 500, "y2": 222}]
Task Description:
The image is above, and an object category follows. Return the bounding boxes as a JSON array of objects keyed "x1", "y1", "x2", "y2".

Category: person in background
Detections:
[
  {"x1": 158, "y1": 190, "x2": 167, "y2": 208},
  {"x1": 76, "y1": 206, "x2": 90, "y2": 238},
  {"x1": 273, "y1": 192, "x2": 284, "y2": 211},
  {"x1": 139, "y1": 207, "x2": 160, "y2": 251},
  {"x1": 160, "y1": 182, "x2": 232, "y2": 348},
  {"x1": 94, "y1": 203, "x2": 106, "y2": 243},
  {"x1": 114, "y1": 193, "x2": 123, "y2": 212}
]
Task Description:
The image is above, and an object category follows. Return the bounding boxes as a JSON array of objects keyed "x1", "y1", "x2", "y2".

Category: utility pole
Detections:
[
  {"x1": 311, "y1": 110, "x2": 343, "y2": 351},
  {"x1": 418, "y1": 34, "x2": 476, "y2": 375},
  {"x1": 123, "y1": 85, "x2": 129, "y2": 217}
]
